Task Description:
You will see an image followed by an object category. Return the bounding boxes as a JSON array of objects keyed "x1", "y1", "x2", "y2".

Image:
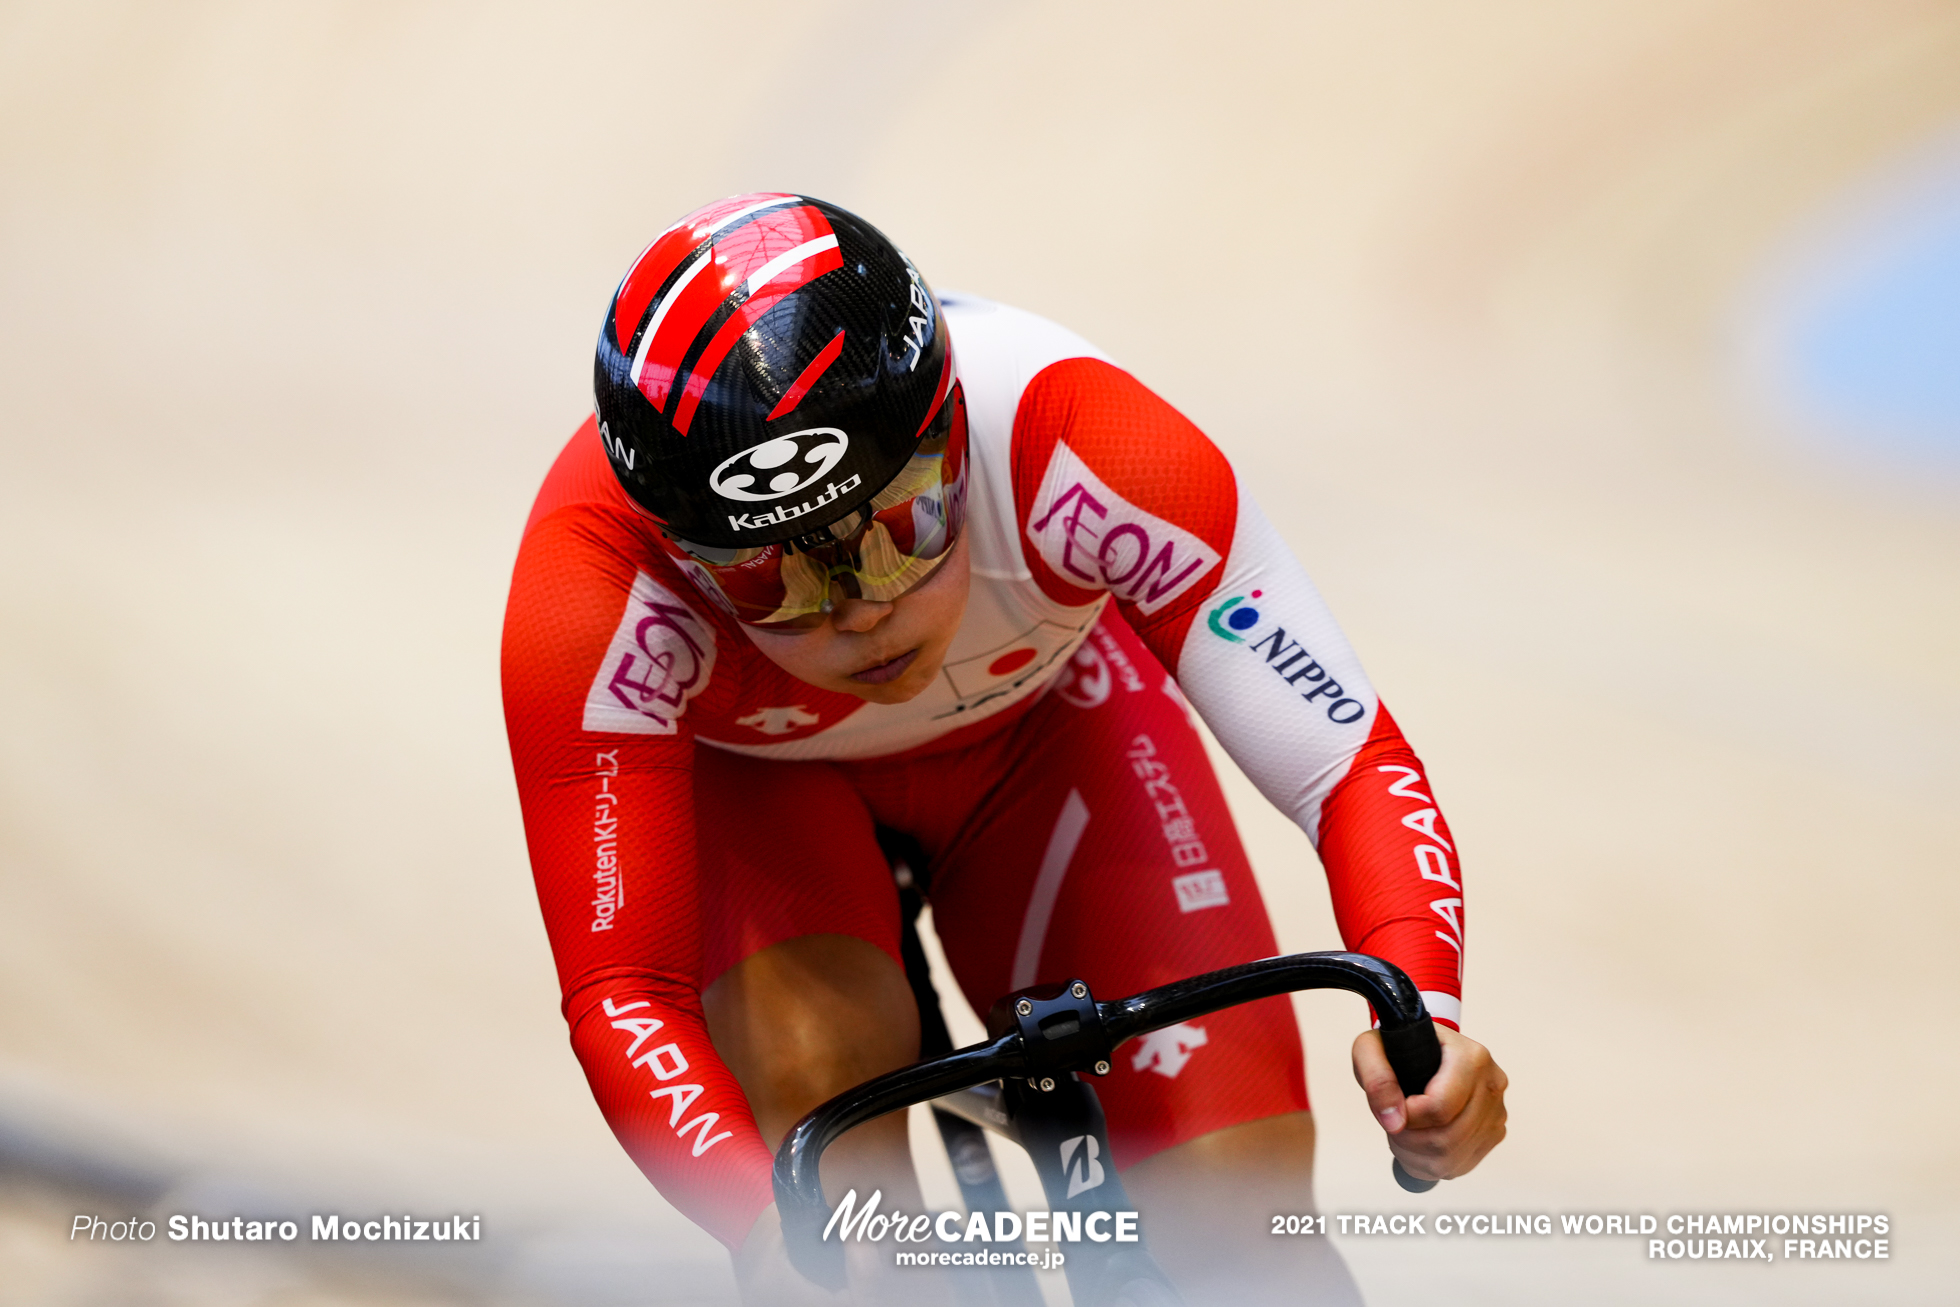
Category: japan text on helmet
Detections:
[{"x1": 594, "y1": 193, "x2": 956, "y2": 550}]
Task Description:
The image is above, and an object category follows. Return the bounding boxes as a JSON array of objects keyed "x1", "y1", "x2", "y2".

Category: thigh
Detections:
[
  {"x1": 692, "y1": 743, "x2": 903, "y2": 987},
  {"x1": 694, "y1": 746, "x2": 928, "y2": 1230},
  {"x1": 927, "y1": 615, "x2": 1309, "y2": 1170}
]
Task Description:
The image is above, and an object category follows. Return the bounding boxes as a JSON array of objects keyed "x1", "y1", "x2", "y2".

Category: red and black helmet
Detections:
[{"x1": 594, "y1": 193, "x2": 956, "y2": 549}]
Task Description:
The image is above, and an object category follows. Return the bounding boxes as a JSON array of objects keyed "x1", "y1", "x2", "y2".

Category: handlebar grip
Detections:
[
  {"x1": 1392, "y1": 1158, "x2": 1438, "y2": 1193},
  {"x1": 1378, "y1": 1016, "x2": 1440, "y2": 1097},
  {"x1": 1378, "y1": 1014, "x2": 1441, "y2": 1193}
]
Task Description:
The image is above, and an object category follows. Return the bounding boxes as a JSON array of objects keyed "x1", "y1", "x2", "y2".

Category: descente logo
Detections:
[{"x1": 1206, "y1": 591, "x2": 1366, "y2": 724}]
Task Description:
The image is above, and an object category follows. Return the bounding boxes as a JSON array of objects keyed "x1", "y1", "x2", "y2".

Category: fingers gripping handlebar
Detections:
[
  {"x1": 771, "y1": 950, "x2": 1441, "y2": 1288},
  {"x1": 1383, "y1": 1013, "x2": 1443, "y2": 1193},
  {"x1": 1102, "y1": 952, "x2": 1443, "y2": 1193}
]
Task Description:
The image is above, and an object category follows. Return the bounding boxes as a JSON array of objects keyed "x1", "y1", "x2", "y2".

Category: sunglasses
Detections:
[{"x1": 664, "y1": 384, "x2": 968, "y2": 630}]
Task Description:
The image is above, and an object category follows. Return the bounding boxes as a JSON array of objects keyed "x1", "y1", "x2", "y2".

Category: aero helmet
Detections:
[{"x1": 594, "y1": 193, "x2": 960, "y2": 552}]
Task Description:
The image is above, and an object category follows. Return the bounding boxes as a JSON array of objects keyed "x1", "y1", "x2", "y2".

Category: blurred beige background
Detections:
[{"x1": 2, "y1": 2, "x2": 1957, "y2": 1303}]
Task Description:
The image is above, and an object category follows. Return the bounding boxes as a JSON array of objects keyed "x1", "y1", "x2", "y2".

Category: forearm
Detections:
[
  {"x1": 564, "y1": 974, "x2": 775, "y2": 1249},
  {"x1": 1314, "y1": 706, "x2": 1463, "y2": 1028},
  {"x1": 512, "y1": 756, "x2": 778, "y2": 1248}
]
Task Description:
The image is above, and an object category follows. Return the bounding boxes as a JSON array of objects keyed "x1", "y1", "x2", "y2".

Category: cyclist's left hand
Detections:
[{"x1": 1351, "y1": 1023, "x2": 1508, "y2": 1181}]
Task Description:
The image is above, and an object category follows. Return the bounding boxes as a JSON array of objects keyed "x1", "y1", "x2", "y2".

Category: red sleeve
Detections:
[
  {"x1": 501, "y1": 428, "x2": 774, "y2": 1249},
  {"x1": 1008, "y1": 358, "x2": 1238, "y2": 665},
  {"x1": 1315, "y1": 705, "x2": 1464, "y2": 1027}
]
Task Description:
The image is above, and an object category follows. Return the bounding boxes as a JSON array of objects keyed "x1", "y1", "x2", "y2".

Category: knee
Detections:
[{"x1": 704, "y1": 934, "x2": 920, "y2": 1137}]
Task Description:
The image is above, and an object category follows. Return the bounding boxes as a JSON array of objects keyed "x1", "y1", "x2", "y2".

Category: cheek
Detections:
[
  {"x1": 926, "y1": 599, "x2": 965, "y2": 650},
  {"x1": 743, "y1": 629, "x2": 840, "y2": 682},
  {"x1": 910, "y1": 558, "x2": 971, "y2": 642}
]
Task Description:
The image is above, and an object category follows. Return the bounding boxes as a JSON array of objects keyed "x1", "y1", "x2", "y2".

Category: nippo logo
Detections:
[
  {"x1": 710, "y1": 428, "x2": 849, "y2": 502},
  {"x1": 1201, "y1": 587, "x2": 1368, "y2": 725},
  {"x1": 1206, "y1": 590, "x2": 1263, "y2": 642}
]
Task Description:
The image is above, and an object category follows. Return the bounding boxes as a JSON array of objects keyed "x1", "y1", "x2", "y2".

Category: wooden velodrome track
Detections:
[{"x1": 2, "y1": 3, "x2": 1956, "y2": 1303}]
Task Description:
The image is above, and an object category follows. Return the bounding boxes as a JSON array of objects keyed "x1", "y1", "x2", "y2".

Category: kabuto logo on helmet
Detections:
[{"x1": 708, "y1": 428, "x2": 851, "y2": 502}]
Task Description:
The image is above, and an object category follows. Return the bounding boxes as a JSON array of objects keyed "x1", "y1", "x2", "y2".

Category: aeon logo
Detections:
[
  {"x1": 1060, "y1": 1135, "x2": 1106, "y2": 1199},
  {"x1": 710, "y1": 428, "x2": 849, "y2": 502},
  {"x1": 1025, "y1": 440, "x2": 1221, "y2": 616}
]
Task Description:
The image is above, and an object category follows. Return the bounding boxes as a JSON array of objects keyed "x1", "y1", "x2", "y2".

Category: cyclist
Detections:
[{"x1": 502, "y1": 194, "x2": 1507, "y2": 1304}]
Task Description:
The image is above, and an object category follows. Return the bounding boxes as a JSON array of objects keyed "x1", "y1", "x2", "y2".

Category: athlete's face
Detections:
[{"x1": 737, "y1": 529, "x2": 970, "y2": 705}]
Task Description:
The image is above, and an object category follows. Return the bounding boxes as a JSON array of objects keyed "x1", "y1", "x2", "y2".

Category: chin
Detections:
[
  {"x1": 852, "y1": 679, "x2": 924, "y2": 706},
  {"x1": 848, "y1": 662, "x2": 937, "y2": 705}
]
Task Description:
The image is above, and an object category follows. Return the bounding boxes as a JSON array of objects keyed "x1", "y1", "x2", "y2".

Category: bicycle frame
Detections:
[{"x1": 772, "y1": 949, "x2": 1442, "y2": 1303}]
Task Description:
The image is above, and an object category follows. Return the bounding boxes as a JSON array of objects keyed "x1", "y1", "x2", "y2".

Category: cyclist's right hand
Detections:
[
  {"x1": 736, "y1": 1203, "x2": 847, "y2": 1306},
  {"x1": 1351, "y1": 1022, "x2": 1508, "y2": 1182}
]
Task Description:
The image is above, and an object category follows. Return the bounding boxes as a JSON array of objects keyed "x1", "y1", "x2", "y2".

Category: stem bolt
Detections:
[
  {"x1": 1093, "y1": 1060, "x2": 1111, "y2": 1076},
  {"x1": 1037, "y1": 1077, "x2": 1056, "y2": 1092},
  {"x1": 1071, "y1": 982, "x2": 1087, "y2": 998},
  {"x1": 1016, "y1": 999, "x2": 1033, "y2": 1017}
]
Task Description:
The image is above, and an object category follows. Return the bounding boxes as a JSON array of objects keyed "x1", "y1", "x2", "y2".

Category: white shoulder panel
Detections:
[
  {"x1": 939, "y1": 293, "x2": 1111, "y2": 583},
  {"x1": 1168, "y1": 487, "x2": 1379, "y2": 844}
]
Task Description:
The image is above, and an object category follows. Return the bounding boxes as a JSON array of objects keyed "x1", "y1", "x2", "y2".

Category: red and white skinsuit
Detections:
[{"x1": 501, "y1": 295, "x2": 1466, "y2": 1250}]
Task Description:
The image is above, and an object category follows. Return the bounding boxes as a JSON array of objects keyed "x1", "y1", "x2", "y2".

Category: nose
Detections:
[{"x1": 828, "y1": 594, "x2": 894, "y2": 633}]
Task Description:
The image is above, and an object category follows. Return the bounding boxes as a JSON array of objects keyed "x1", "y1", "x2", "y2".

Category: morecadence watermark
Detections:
[{"x1": 821, "y1": 1188, "x2": 1136, "y2": 1271}]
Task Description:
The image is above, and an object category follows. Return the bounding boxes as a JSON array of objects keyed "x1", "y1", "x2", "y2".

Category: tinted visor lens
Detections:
[{"x1": 668, "y1": 384, "x2": 968, "y2": 629}]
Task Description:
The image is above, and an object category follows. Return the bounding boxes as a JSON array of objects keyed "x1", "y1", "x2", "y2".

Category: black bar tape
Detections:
[{"x1": 1379, "y1": 1017, "x2": 1442, "y2": 1098}]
